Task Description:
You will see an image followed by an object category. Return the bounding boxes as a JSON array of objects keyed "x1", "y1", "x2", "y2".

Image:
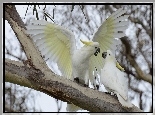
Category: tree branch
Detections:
[
  {"x1": 5, "y1": 59, "x2": 143, "y2": 112},
  {"x1": 129, "y1": 17, "x2": 152, "y2": 41},
  {"x1": 121, "y1": 37, "x2": 153, "y2": 85},
  {"x1": 5, "y1": 5, "x2": 53, "y2": 80}
]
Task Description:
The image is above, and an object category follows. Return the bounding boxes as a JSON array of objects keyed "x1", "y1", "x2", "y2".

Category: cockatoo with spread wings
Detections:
[{"x1": 26, "y1": 7, "x2": 129, "y2": 111}]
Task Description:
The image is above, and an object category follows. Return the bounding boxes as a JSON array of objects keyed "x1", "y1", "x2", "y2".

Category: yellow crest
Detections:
[{"x1": 80, "y1": 39, "x2": 93, "y2": 46}]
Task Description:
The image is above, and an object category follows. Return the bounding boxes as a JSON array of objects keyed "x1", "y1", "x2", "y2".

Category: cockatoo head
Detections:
[
  {"x1": 80, "y1": 39, "x2": 100, "y2": 56},
  {"x1": 102, "y1": 50, "x2": 115, "y2": 62}
]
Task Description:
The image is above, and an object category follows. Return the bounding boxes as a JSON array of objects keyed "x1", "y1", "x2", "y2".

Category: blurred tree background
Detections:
[{"x1": 5, "y1": 4, "x2": 153, "y2": 112}]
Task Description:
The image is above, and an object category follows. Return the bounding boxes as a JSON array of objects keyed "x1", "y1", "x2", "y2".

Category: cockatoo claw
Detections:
[
  {"x1": 74, "y1": 77, "x2": 79, "y2": 83},
  {"x1": 84, "y1": 84, "x2": 88, "y2": 87},
  {"x1": 105, "y1": 92, "x2": 111, "y2": 95},
  {"x1": 114, "y1": 94, "x2": 117, "y2": 97},
  {"x1": 96, "y1": 85, "x2": 99, "y2": 90}
]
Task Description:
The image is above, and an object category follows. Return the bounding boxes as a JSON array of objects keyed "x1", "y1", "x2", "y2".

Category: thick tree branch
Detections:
[
  {"x1": 5, "y1": 5, "x2": 52, "y2": 80},
  {"x1": 5, "y1": 59, "x2": 143, "y2": 112}
]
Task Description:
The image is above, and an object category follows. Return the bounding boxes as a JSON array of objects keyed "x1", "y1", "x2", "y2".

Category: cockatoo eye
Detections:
[{"x1": 102, "y1": 52, "x2": 107, "y2": 59}]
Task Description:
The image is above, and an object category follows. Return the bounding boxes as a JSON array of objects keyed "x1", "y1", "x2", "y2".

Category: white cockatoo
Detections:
[
  {"x1": 101, "y1": 50, "x2": 133, "y2": 108},
  {"x1": 26, "y1": 7, "x2": 129, "y2": 111}
]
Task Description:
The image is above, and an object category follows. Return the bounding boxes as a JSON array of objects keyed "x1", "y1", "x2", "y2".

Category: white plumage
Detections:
[
  {"x1": 101, "y1": 50, "x2": 133, "y2": 107},
  {"x1": 26, "y1": 7, "x2": 129, "y2": 111}
]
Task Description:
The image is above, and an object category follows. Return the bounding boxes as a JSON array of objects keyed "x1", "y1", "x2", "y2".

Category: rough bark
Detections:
[{"x1": 5, "y1": 59, "x2": 143, "y2": 112}]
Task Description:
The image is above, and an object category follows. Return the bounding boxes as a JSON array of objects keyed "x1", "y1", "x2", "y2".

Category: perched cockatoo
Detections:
[
  {"x1": 101, "y1": 50, "x2": 133, "y2": 108},
  {"x1": 26, "y1": 7, "x2": 129, "y2": 111}
]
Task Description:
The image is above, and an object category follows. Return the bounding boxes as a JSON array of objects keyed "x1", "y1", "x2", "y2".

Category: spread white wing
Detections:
[
  {"x1": 89, "y1": 8, "x2": 129, "y2": 85},
  {"x1": 26, "y1": 20, "x2": 76, "y2": 79}
]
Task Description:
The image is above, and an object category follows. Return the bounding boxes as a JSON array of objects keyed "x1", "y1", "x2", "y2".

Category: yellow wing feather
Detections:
[
  {"x1": 26, "y1": 20, "x2": 75, "y2": 79},
  {"x1": 90, "y1": 8, "x2": 129, "y2": 85},
  {"x1": 26, "y1": 8, "x2": 128, "y2": 84}
]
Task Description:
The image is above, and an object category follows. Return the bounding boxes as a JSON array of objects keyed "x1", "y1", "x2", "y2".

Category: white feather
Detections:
[
  {"x1": 31, "y1": 33, "x2": 45, "y2": 42},
  {"x1": 114, "y1": 15, "x2": 129, "y2": 23},
  {"x1": 109, "y1": 8, "x2": 123, "y2": 19},
  {"x1": 101, "y1": 50, "x2": 133, "y2": 108},
  {"x1": 30, "y1": 20, "x2": 49, "y2": 25},
  {"x1": 115, "y1": 21, "x2": 129, "y2": 27},
  {"x1": 26, "y1": 25, "x2": 45, "y2": 30},
  {"x1": 26, "y1": 8, "x2": 129, "y2": 111},
  {"x1": 113, "y1": 33, "x2": 126, "y2": 38},
  {"x1": 115, "y1": 26, "x2": 128, "y2": 32},
  {"x1": 26, "y1": 29, "x2": 44, "y2": 35}
]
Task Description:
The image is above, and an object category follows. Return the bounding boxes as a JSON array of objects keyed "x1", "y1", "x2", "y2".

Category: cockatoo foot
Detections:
[
  {"x1": 74, "y1": 77, "x2": 79, "y2": 83},
  {"x1": 105, "y1": 92, "x2": 111, "y2": 94},
  {"x1": 114, "y1": 94, "x2": 117, "y2": 97},
  {"x1": 93, "y1": 83, "x2": 98, "y2": 90},
  {"x1": 96, "y1": 85, "x2": 99, "y2": 90},
  {"x1": 84, "y1": 84, "x2": 88, "y2": 87}
]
